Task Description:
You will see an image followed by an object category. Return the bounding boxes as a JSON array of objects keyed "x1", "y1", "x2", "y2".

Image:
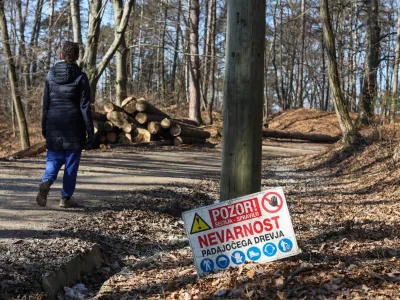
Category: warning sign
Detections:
[
  {"x1": 190, "y1": 213, "x2": 212, "y2": 234},
  {"x1": 182, "y1": 187, "x2": 301, "y2": 277}
]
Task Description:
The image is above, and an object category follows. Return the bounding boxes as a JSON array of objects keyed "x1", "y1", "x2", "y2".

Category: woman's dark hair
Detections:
[{"x1": 62, "y1": 41, "x2": 79, "y2": 64}]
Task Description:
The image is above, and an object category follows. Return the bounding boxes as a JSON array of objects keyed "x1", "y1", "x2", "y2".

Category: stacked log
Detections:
[{"x1": 89, "y1": 96, "x2": 210, "y2": 148}]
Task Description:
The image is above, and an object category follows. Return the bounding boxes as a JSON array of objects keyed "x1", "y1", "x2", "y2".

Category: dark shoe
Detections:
[
  {"x1": 59, "y1": 197, "x2": 76, "y2": 208},
  {"x1": 36, "y1": 181, "x2": 52, "y2": 207}
]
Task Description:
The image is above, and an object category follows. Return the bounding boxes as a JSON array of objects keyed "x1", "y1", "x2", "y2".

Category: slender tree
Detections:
[
  {"x1": 358, "y1": 0, "x2": 381, "y2": 125},
  {"x1": 220, "y1": 0, "x2": 265, "y2": 201},
  {"x1": 391, "y1": 1, "x2": 400, "y2": 123},
  {"x1": 320, "y1": 0, "x2": 360, "y2": 147},
  {"x1": 0, "y1": 0, "x2": 30, "y2": 149},
  {"x1": 114, "y1": 0, "x2": 129, "y2": 105},
  {"x1": 188, "y1": 0, "x2": 202, "y2": 124}
]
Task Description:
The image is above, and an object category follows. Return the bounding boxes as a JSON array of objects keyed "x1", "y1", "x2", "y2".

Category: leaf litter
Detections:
[{"x1": 1, "y1": 113, "x2": 400, "y2": 299}]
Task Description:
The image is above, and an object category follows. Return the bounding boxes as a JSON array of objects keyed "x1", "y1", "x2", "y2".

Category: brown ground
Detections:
[{"x1": 1, "y1": 108, "x2": 399, "y2": 299}]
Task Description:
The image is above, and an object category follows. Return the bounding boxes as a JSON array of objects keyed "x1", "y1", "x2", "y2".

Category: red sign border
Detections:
[{"x1": 261, "y1": 192, "x2": 283, "y2": 214}]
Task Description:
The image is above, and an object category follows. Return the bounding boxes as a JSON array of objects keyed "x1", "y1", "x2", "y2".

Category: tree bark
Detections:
[
  {"x1": 16, "y1": 0, "x2": 30, "y2": 93},
  {"x1": 46, "y1": 0, "x2": 55, "y2": 69},
  {"x1": 160, "y1": 0, "x2": 168, "y2": 101},
  {"x1": 113, "y1": 0, "x2": 128, "y2": 106},
  {"x1": 263, "y1": 129, "x2": 340, "y2": 143},
  {"x1": 297, "y1": 0, "x2": 305, "y2": 108},
  {"x1": 81, "y1": 0, "x2": 135, "y2": 103},
  {"x1": 188, "y1": 0, "x2": 202, "y2": 124},
  {"x1": 71, "y1": 0, "x2": 84, "y2": 60},
  {"x1": 391, "y1": 2, "x2": 400, "y2": 124},
  {"x1": 29, "y1": 0, "x2": 43, "y2": 86},
  {"x1": 170, "y1": 124, "x2": 211, "y2": 138},
  {"x1": 170, "y1": 0, "x2": 181, "y2": 92},
  {"x1": 358, "y1": 0, "x2": 381, "y2": 125},
  {"x1": 203, "y1": 0, "x2": 216, "y2": 125},
  {"x1": 0, "y1": 0, "x2": 30, "y2": 149},
  {"x1": 320, "y1": 0, "x2": 360, "y2": 147},
  {"x1": 220, "y1": 0, "x2": 265, "y2": 201}
]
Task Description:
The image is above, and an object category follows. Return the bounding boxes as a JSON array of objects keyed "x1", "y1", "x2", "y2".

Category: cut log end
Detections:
[
  {"x1": 135, "y1": 112, "x2": 148, "y2": 124},
  {"x1": 147, "y1": 122, "x2": 162, "y2": 135}
]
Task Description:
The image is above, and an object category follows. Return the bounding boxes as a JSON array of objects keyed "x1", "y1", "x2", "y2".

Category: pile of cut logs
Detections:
[{"x1": 92, "y1": 96, "x2": 211, "y2": 147}]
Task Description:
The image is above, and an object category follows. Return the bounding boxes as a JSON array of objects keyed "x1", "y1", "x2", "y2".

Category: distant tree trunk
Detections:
[
  {"x1": 170, "y1": 0, "x2": 181, "y2": 93},
  {"x1": 358, "y1": 0, "x2": 381, "y2": 125},
  {"x1": 160, "y1": 0, "x2": 168, "y2": 101},
  {"x1": 349, "y1": 0, "x2": 357, "y2": 113},
  {"x1": 71, "y1": 0, "x2": 84, "y2": 61},
  {"x1": 321, "y1": 32, "x2": 326, "y2": 110},
  {"x1": 136, "y1": 0, "x2": 144, "y2": 92},
  {"x1": 391, "y1": 3, "x2": 400, "y2": 124},
  {"x1": 320, "y1": 0, "x2": 360, "y2": 147},
  {"x1": 297, "y1": 0, "x2": 305, "y2": 108},
  {"x1": 47, "y1": 0, "x2": 55, "y2": 69},
  {"x1": 203, "y1": 0, "x2": 216, "y2": 125},
  {"x1": 188, "y1": 0, "x2": 202, "y2": 124},
  {"x1": 113, "y1": 0, "x2": 128, "y2": 106},
  {"x1": 29, "y1": 0, "x2": 43, "y2": 85},
  {"x1": 279, "y1": 1, "x2": 287, "y2": 109},
  {"x1": 81, "y1": 0, "x2": 135, "y2": 103},
  {"x1": 0, "y1": 0, "x2": 30, "y2": 149},
  {"x1": 16, "y1": 0, "x2": 30, "y2": 93},
  {"x1": 220, "y1": 0, "x2": 265, "y2": 201},
  {"x1": 272, "y1": 3, "x2": 282, "y2": 109}
]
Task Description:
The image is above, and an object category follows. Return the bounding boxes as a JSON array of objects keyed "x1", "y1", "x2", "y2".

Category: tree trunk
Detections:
[
  {"x1": 188, "y1": 0, "x2": 202, "y2": 124},
  {"x1": 81, "y1": 0, "x2": 135, "y2": 103},
  {"x1": 29, "y1": 0, "x2": 43, "y2": 86},
  {"x1": 358, "y1": 0, "x2": 381, "y2": 125},
  {"x1": 71, "y1": 0, "x2": 84, "y2": 60},
  {"x1": 263, "y1": 129, "x2": 340, "y2": 143},
  {"x1": 170, "y1": 124, "x2": 210, "y2": 138},
  {"x1": 220, "y1": 0, "x2": 265, "y2": 201},
  {"x1": 272, "y1": 3, "x2": 282, "y2": 107},
  {"x1": 297, "y1": 0, "x2": 305, "y2": 108},
  {"x1": 16, "y1": 0, "x2": 30, "y2": 93},
  {"x1": 160, "y1": 0, "x2": 168, "y2": 101},
  {"x1": 113, "y1": 0, "x2": 128, "y2": 106},
  {"x1": 391, "y1": 2, "x2": 400, "y2": 124},
  {"x1": 0, "y1": 0, "x2": 30, "y2": 149},
  {"x1": 47, "y1": 0, "x2": 55, "y2": 69},
  {"x1": 170, "y1": 0, "x2": 181, "y2": 92},
  {"x1": 320, "y1": 0, "x2": 360, "y2": 147},
  {"x1": 203, "y1": 0, "x2": 216, "y2": 125}
]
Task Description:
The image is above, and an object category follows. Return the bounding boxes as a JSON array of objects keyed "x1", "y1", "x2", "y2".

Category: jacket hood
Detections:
[{"x1": 50, "y1": 61, "x2": 82, "y2": 84}]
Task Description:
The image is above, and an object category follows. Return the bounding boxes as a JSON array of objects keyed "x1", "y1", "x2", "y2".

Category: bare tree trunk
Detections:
[
  {"x1": 220, "y1": 0, "x2": 265, "y2": 201},
  {"x1": 0, "y1": 0, "x2": 30, "y2": 149},
  {"x1": 47, "y1": 0, "x2": 55, "y2": 69},
  {"x1": 297, "y1": 0, "x2": 305, "y2": 108},
  {"x1": 16, "y1": 0, "x2": 30, "y2": 93},
  {"x1": 272, "y1": 2, "x2": 282, "y2": 108},
  {"x1": 160, "y1": 0, "x2": 168, "y2": 101},
  {"x1": 320, "y1": 0, "x2": 360, "y2": 147},
  {"x1": 113, "y1": 0, "x2": 128, "y2": 106},
  {"x1": 29, "y1": 0, "x2": 43, "y2": 86},
  {"x1": 321, "y1": 31, "x2": 326, "y2": 110},
  {"x1": 170, "y1": 0, "x2": 181, "y2": 93},
  {"x1": 203, "y1": 0, "x2": 216, "y2": 125},
  {"x1": 391, "y1": 2, "x2": 400, "y2": 124},
  {"x1": 71, "y1": 0, "x2": 84, "y2": 60},
  {"x1": 81, "y1": 0, "x2": 135, "y2": 103},
  {"x1": 279, "y1": 1, "x2": 287, "y2": 109},
  {"x1": 188, "y1": 0, "x2": 202, "y2": 124},
  {"x1": 358, "y1": 0, "x2": 381, "y2": 125}
]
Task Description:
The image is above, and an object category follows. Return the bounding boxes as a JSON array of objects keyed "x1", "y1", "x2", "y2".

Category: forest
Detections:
[{"x1": 0, "y1": 0, "x2": 400, "y2": 299}]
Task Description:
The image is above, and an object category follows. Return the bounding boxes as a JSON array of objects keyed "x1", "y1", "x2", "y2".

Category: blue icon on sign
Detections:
[
  {"x1": 216, "y1": 254, "x2": 230, "y2": 269},
  {"x1": 200, "y1": 258, "x2": 214, "y2": 273},
  {"x1": 247, "y1": 246, "x2": 262, "y2": 261},
  {"x1": 278, "y1": 238, "x2": 293, "y2": 253},
  {"x1": 231, "y1": 251, "x2": 246, "y2": 265},
  {"x1": 263, "y1": 242, "x2": 277, "y2": 257}
]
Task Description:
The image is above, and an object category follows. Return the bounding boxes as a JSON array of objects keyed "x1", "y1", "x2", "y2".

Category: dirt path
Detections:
[{"x1": 0, "y1": 141, "x2": 325, "y2": 240}]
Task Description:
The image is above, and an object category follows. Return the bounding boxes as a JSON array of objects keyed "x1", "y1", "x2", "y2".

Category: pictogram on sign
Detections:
[
  {"x1": 190, "y1": 213, "x2": 212, "y2": 234},
  {"x1": 200, "y1": 258, "x2": 214, "y2": 273},
  {"x1": 216, "y1": 254, "x2": 230, "y2": 269},
  {"x1": 247, "y1": 246, "x2": 262, "y2": 261},
  {"x1": 262, "y1": 192, "x2": 283, "y2": 213},
  {"x1": 263, "y1": 242, "x2": 277, "y2": 257},
  {"x1": 278, "y1": 238, "x2": 293, "y2": 253},
  {"x1": 231, "y1": 250, "x2": 245, "y2": 265}
]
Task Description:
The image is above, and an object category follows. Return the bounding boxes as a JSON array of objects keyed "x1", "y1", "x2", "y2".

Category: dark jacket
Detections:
[{"x1": 42, "y1": 61, "x2": 94, "y2": 151}]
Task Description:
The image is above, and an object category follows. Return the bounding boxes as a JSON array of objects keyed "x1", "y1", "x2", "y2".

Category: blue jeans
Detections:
[{"x1": 42, "y1": 150, "x2": 82, "y2": 198}]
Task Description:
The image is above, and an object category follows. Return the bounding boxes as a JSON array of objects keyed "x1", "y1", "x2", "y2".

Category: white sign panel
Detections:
[{"x1": 182, "y1": 187, "x2": 301, "y2": 277}]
